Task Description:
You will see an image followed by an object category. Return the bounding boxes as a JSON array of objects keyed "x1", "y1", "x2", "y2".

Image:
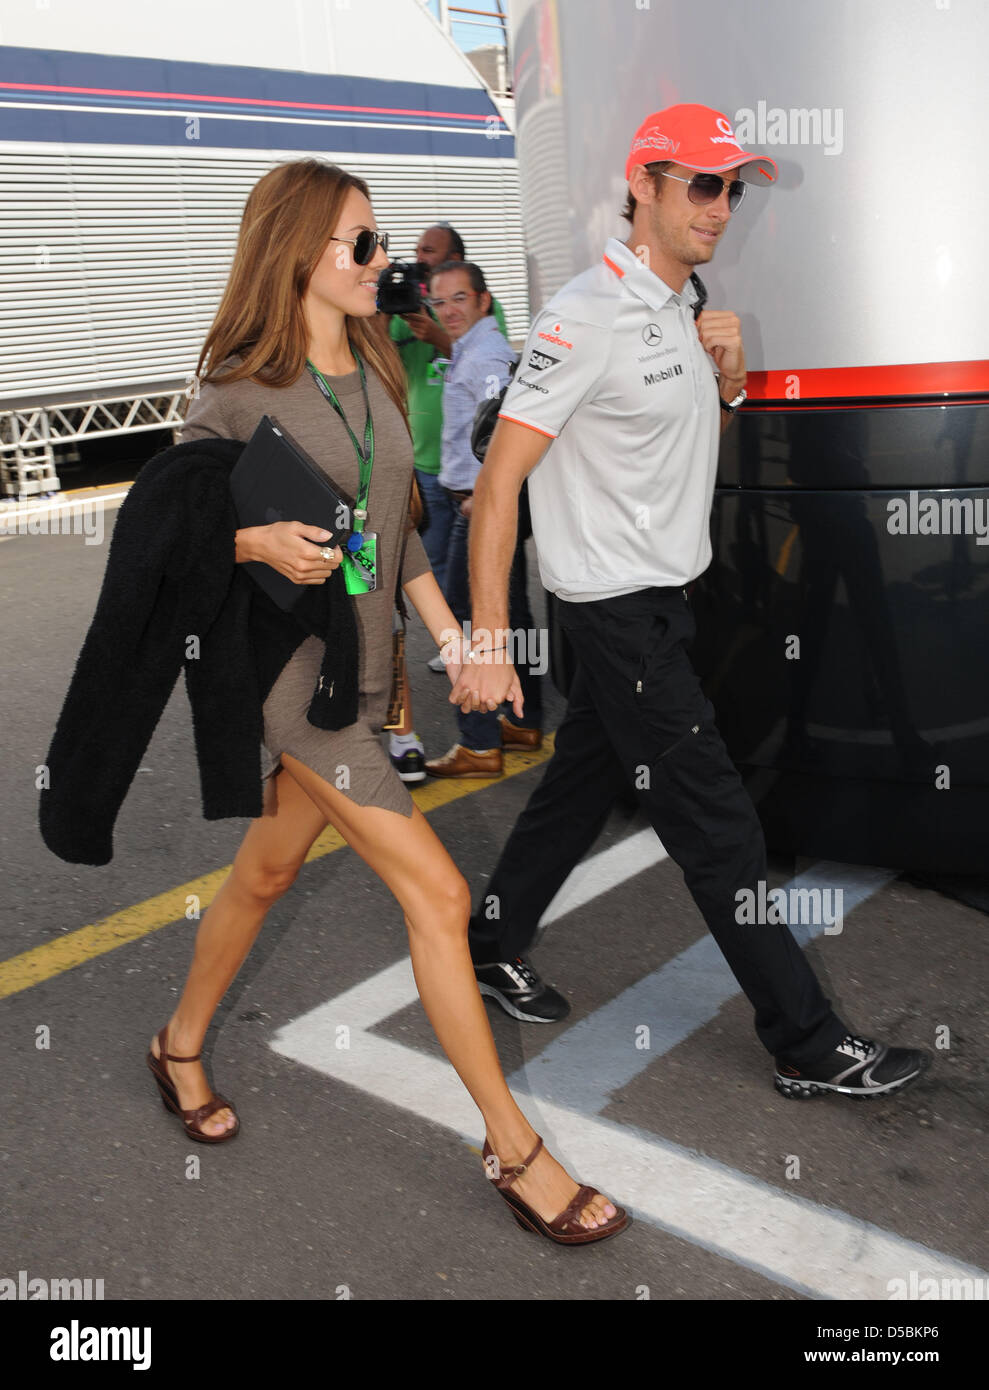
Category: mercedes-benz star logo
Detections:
[{"x1": 642, "y1": 323, "x2": 663, "y2": 346}]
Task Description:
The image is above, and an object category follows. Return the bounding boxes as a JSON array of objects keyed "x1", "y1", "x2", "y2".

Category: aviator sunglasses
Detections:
[
  {"x1": 328, "y1": 229, "x2": 390, "y2": 264},
  {"x1": 658, "y1": 169, "x2": 747, "y2": 212}
]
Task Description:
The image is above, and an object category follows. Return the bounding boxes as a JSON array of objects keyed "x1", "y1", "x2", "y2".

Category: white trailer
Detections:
[
  {"x1": 0, "y1": 0, "x2": 525, "y2": 496},
  {"x1": 505, "y1": 0, "x2": 989, "y2": 874}
]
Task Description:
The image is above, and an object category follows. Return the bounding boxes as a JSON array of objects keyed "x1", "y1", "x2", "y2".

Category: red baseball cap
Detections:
[{"x1": 625, "y1": 103, "x2": 777, "y2": 184}]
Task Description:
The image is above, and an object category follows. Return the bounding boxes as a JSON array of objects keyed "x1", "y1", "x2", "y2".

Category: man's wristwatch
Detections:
[{"x1": 719, "y1": 384, "x2": 747, "y2": 414}]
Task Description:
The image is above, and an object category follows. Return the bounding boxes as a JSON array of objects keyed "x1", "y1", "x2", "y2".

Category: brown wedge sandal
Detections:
[
  {"x1": 146, "y1": 1024, "x2": 240, "y2": 1143},
  {"x1": 482, "y1": 1134, "x2": 629, "y2": 1244}
]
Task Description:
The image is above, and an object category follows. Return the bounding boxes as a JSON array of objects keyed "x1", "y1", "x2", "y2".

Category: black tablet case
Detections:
[{"x1": 229, "y1": 414, "x2": 354, "y2": 611}]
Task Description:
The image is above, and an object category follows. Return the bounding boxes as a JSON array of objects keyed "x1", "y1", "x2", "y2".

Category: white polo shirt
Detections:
[{"x1": 498, "y1": 235, "x2": 722, "y2": 601}]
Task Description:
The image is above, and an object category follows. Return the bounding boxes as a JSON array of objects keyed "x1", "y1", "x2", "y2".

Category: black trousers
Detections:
[{"x1": 467, "y1": 584, "x2": 848, "y2": 1066}]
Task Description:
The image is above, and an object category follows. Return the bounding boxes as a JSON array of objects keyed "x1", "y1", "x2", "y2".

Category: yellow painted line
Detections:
[
  {"x1": 60, "y1": 482, "x2": 136, "y2": 497},
  {"x1": 0, "y1": 735, "x2": 555, "y2": 1001}
]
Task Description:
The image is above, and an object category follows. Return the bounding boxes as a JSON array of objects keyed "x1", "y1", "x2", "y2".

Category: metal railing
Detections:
[
  {"x1": 421, "y1": 0, "x2": 511, "y2": 95},
  {"x1": 0, "y1": 387, "x2": 190, "y2": 498}
]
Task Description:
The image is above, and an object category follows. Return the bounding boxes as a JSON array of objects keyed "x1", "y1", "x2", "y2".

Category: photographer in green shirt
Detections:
[
  {"x1": 383, "y1": 224, "x2": 508, "y2": 779},
  {"x1": 388, "y1": 222, "x2": 508, "y2": 603}
]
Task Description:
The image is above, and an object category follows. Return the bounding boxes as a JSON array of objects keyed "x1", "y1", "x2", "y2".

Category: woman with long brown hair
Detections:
[{"x1": 146, "y1": 158, "x2": 626, "y2": 1244}]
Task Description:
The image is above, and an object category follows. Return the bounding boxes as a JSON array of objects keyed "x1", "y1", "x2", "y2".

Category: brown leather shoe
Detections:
[
  {"x1": 499, "y1": 715, "x2": 543, "y2": 750},
  {"x1": 482, "y1": 1134, "x2": 629, "y2": 1245},
  {"x1": 146, "y1": 1024, "x2": 240, "y2": 1143},
  {"x1": 424, "y1": 744, "x2": 503, "y2": 778}
]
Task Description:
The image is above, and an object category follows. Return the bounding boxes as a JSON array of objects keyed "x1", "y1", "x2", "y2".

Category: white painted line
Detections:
[
  {"x1": 538, "y1": 827, "x2": 667, "y2": 931},
  {"x1": 511, "y1": 933, "x2": 748, "y2": 1112},
  {"x1": 271, "y1": 835, "x2": 979, "y2": 1294},
  {"x1": 511, "y1": 862, "x2": 899, "y2": 1111},
  {"x1": 0, "y1": 490, "x2": 130, "y2": 529},
  {"x1": 294, "y1": 834, "x2": 670, "y2": 1038},
  {"x1": 0, "y1": 101, "x2": 486, "y2": 138},
  {"x1": 271, "y1": 955, "x2": 987, "y2": 1299},
  {"x1": 781, "y1": 862, "x2": 897, "y2": 945},
  {"x1": 304, "y1": 957, "x2": 417, "y2": 1029}
]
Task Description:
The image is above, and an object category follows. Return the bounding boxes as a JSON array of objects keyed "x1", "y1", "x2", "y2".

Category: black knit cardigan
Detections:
[{"x1": 38, "y1": 437, "x2": 359, "y2": 866}]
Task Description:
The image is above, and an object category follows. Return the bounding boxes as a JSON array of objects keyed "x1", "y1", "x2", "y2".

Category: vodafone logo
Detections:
[
  {"x1": 711, "y1": 115, "x2": 743, "y2": 149},
  {"x1": 537, "y1": 322, "x2": 573, "y2": 350}
]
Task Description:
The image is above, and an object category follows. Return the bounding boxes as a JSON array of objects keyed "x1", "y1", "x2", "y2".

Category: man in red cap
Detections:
[{"x1": 453, "y1": 103, "x2": 930, "y2": 1102}]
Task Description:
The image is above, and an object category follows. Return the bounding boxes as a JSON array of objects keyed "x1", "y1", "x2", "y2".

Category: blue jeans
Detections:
[
  {"x1": 443, "y1": 489, "x2": 544, "y2": 749},
  {"x1": 415, "y1": 468, "x2": 453, "y2": 596}
]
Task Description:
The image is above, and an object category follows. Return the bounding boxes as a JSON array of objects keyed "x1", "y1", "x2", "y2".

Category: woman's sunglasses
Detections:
[
  {"x1": 328, "y1": 229, "x2": 390, "y2": 265},
  {"x1": 658, "y1": 169, "x2": 746, "y2": 212}
]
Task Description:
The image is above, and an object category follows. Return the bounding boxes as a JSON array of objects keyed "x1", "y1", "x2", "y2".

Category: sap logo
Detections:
[
  {"x1": 643, "y1": 364, "x2": 683, "y2": 385},
  {"x1": 527, "y1": 349, "x2": 559, "y2": 371}
]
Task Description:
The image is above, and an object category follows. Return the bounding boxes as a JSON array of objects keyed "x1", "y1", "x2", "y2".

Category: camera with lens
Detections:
[{"x1": 376, "y1": 260, "x2": 426, "y2": 316}]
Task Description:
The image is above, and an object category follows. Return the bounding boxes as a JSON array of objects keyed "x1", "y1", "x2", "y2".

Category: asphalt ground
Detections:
[{"x1": 1, "y1": 488, "x2": 986, "y2": 1351}]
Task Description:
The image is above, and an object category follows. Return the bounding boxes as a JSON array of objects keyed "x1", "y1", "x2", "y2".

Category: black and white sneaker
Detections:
[
  {"x1": 774, "y1": 1033, "x2": 932, "y2": 1100},
  {"x1": 474, "y1": 956, "x2": 571, "y2": 1023},
  {"x1": 390, "y1": 749, "x2": 427, "y2": 783}
]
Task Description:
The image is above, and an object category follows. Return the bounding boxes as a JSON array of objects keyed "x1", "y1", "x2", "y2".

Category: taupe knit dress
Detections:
[{"x1": 177, "y1": 355, "x2": 432, "y2": 817}]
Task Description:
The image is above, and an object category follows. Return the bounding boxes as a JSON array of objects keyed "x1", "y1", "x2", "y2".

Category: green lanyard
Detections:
[{"x1": 306, "y1": 349, "x2": 374, "y2": 542}]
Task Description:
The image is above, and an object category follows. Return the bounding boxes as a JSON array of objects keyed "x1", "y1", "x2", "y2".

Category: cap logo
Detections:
[
  {"x1": 630, "y1": 128, "x2": 679, "y2": 156},
  {"x1": 710, "y1": 114, "x2": 743, "y2": 149}
]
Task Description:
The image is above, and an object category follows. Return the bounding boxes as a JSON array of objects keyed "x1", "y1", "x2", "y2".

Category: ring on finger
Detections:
[{"x1": 319, "y1": 546, "x2": 334, "y2": 561}]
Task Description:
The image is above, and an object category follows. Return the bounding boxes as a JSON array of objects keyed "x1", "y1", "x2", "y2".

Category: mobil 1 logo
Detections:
[{"x1": 643, "y1": 362, "x2": 684, "y2": 386}]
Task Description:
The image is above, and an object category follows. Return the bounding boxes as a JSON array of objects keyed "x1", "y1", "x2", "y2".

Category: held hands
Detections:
[
  {"x1": 695, "y1": 309, "x2": 746, "y2": 388},
  {"x1": 441, "y1": 630, "x2": 524, "y2": 719},
  {"x1": 236, "y1": 522, "x2": 343, "y2": 584}
]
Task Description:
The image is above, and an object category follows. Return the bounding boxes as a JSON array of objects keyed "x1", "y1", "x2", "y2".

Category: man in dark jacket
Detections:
[{"x1": 38, "y1": 437, "x2": 358, "y2": 867}]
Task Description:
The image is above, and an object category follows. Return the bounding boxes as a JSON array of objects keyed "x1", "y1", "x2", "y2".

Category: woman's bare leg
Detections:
[
  {"x1": 277, "y1": 752, "x2": 618, "y2": 1230},
  {"x1": 149, "y1": 767, "x2": 329, "y2": 1135}
]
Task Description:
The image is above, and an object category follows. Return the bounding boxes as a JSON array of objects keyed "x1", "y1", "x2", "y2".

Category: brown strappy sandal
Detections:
[
  {"x1": 146, "y1": 1024, "x2": 240, "y2": 1143},
  {"x1": 482, "y1": 1134, "x2": 629, "y2": 1244}
]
